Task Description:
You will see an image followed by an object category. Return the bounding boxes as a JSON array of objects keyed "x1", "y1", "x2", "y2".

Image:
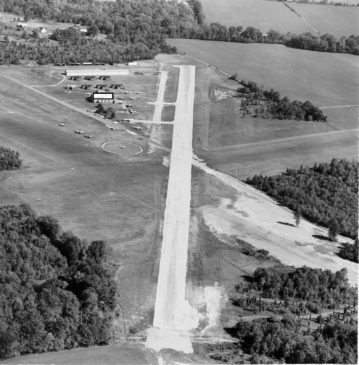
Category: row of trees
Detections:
[
  {"x1": 0, "y1": 204, "x2": 117, "y2": 359},
  {"x1": 236, "y1": 79, "x2": 327, "y2": 121},
  {"x1": 246, "y1": 159, "x2": 358, "y2": 239},
  {"x1": 186, "y1": 24, "x2": 359, "y2": 55},
  {"x1": 250, "y1": 266, "x2": 356, "y2": 308},
  {"x1": 228, "y1": 316, "x2": 357, "y2": 364},
  {"x1": 287, "y1": 33, "x2": 359, "y2": 55},
  {"x1": 0, "y1": 146, "x2": 22, "y2": 171},
  {"x1": 338, "y1": 239, "x2": 359, "y2": 263}
]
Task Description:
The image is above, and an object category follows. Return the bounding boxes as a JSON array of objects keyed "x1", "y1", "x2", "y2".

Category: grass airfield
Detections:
[
  {"x1": 0, "y1": 64, "x2": 173, "y2": 339},
  {"x1": 1, "y1": 49, "x2": 358, "y2": 363}
]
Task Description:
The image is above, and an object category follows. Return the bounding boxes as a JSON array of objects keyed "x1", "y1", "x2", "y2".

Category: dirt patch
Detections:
[
  {"x1": 198, "y1": 175, "x2": 357, "y2": 286},
  {"x1": 211, "y1": 88, "x2": 236, "y2": 101}
]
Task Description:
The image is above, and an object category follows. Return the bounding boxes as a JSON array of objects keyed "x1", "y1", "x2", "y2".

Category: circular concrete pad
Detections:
[{"x1": 101, "y1": 141, "x2": 143, "y2": 156}]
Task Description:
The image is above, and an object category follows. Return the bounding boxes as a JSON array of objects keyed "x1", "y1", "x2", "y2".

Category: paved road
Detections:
[{"x1": 153, "y1": 65, "x2": 199, "y2": 332}]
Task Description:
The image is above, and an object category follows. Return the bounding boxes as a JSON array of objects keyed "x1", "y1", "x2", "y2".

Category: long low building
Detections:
[
  {"x1": 91, "y1": 92, "x2": 115, "y2": 103},
  {"x1": 66, "y1": 69, "x2": 129, "y2": 77}
]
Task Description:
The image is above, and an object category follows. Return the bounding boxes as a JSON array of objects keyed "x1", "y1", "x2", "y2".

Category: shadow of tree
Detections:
[{"x1": 277, "y1": 221, "x2": 295, "y2": 228}]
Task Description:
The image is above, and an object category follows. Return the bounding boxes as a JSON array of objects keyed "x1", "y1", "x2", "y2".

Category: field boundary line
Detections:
[
  {"x1": 185, "y1": 55, "x2": 231, "y2": 77},
  {"x1": 319, "y1": 105, "x2": 359, "y2": 109},
  {"x1": 209, "y1": 128, "x2": 359, "y2": 152}
]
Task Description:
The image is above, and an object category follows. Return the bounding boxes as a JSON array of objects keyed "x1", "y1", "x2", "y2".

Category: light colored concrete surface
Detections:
[
  {"x1": 147, "y1": 65, "x2": 199, "y2": 353},
  {"x1": 151, "y1": 70, "x2": 168, "y2": 122}
]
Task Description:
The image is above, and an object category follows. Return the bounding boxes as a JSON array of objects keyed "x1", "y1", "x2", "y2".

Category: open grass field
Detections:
[
  {"x1": 200, "y1": 0, "x2": 312, "y2": 33},
  {"x1": 5, "y1": 344, "x2": 157, "y2": 365},
  {"x1": 290, "y1": 2, "x2": 359, "y2": 36},
  {"x1": 161, "y1": 50, "x2": 357, "y2": 182},
  {"x1": 163, "y1": 65, "x2": 180, "y2": 103},
  {"x1": 200, "y1": 0, "x2": 359, "y2": 36},
  {"x1": 169, "y1": 41, "x2": 359, "y2": 112}
]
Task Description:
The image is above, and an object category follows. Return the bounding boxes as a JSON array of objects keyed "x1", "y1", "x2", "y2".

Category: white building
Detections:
[
  {"x1": 66, "y1": 69, "x2": 129, "y2": 77},
  {"x1": 91, "y1": 92, "x2": 114, "y2": 103}
]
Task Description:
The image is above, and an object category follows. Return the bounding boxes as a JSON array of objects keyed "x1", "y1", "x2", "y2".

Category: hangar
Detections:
[{"x1": 66, "y1": 69, "x2": 129, "y2": 77}]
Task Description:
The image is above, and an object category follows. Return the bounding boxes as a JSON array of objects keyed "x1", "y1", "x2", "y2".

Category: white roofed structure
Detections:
[
  {"x1": 91, "y1": 92, "x2": 114, "y2": 103},
  {"x1": 66, "y1": 69, "x2": 129, "y2": 77}
]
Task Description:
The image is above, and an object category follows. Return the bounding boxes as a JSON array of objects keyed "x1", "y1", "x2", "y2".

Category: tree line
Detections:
[
  {"x1": 338, "y1": 239, "x2": 359, "y2": 263},
  {"x1": 250, "y1": 266, "x2": 356, "y2": 310},
  {"x1": 209, "y1": 265, "x2": 357, "y2": 364},
  {"x1": 185, "y1": 23, "x2": 358, "y2": 55},
  {"x1": 0, "y1": 204, "x2": 117, "y2": 359},
  {"x1": 235, "y1": 79, "x2": 327, "y2": 121},
  {"x1": 0, "y1": 146, "x2": 22, "y2": 171},
  {"x1": 227, "y1": 315, "x2": 357, "y2": 364},
  {"x1": 246, "y1": 159, "x2": 358, "y2": 239},
  {"x1": 0, "y1": 36, "x2": 171, "y2": 65}
]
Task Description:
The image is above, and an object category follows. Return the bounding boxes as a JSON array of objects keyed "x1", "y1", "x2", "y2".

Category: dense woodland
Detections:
[
  {"x1": 0, "y1": 146, "x2": 22, "y2": 171},
  {"x1": 247, "y1": 159, "x2": 358, "y2": 239},
  {"x1": 235, "y1": 79, "x2": 327, "y2": 121},
  {"x1": 338, "y1": 239, "x2": 359, "y2": 263},
  {"x1": 0, "y1": 36, "x2": 169, "y2": 65},
  {"x1": 0, "y1": 204, "x2": 117, "y2": 359},
  {"x1": 226, "y1": 316, "x2": 357, "y2": 364},
  {"x1": 0, "y1": 0, "x2": 357, "y2": 66},
  {"x1": 204, "y1": 265, "x2": 357, "y2": 364},
  {"x1": 250, "y1": 266, "x2": 356, "y2": 309}
]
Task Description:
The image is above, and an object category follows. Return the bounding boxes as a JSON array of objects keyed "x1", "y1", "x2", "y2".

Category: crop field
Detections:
[
  {"x1": 290, "y1": 2, "x2": 359, "y2": 36},
  {"x1": 200, "y1": 0, "x2": 312, "y2": 33},
  {"x1": 200, "y1": 0, "x2": 359, "y2": 36}
]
